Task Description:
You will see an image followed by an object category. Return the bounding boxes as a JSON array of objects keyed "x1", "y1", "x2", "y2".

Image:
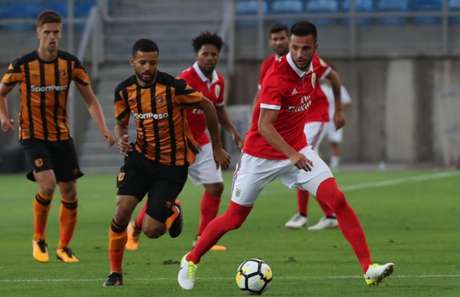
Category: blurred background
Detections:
[{"x1": 1, "y1": 0, "x2": 460, "y2": 174}]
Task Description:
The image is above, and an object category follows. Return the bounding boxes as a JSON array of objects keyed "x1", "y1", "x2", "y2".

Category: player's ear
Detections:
[{"x1": 129, "y1": 57, "x2": 134, "y2": 66}]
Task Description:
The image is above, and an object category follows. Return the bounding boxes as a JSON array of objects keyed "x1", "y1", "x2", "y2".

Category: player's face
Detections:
[
  {"x1": 269, "y1": 31, "x2": 289, "y2": 56},
  {"x1": 131, "y1": 50, "x2": 159, "y2": 85},
  {"x1": 289, "y1": 34, "x2": 317, "y2": 70},
  {"x1": 196, "y1": 44, "x2": 219, "y2": 74},
  {"x1": 36, "y1": 23, "x2": 62, "y2": 52}
]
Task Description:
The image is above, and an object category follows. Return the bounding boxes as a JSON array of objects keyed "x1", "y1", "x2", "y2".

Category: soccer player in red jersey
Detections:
[
  {"x1": 125, "y1": 32, "x2": 242, "y2": 252},
  {"x1": 257, "y1": 24, "x2": 289, "y2": 91},
  {"x1": 177, "y1": 21, "x2": 394, "y2": 290},
  {"x1": 0, "y1": 10, "x2": 114, "y2": 263}
]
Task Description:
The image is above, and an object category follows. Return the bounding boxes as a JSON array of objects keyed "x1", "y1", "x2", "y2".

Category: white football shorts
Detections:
[
  {"x1": 326, "y1": 121, "x2": 343, "y2": 143},
  {"x1": 188, "y1": 142, "x2": 223, "y2": 185},
  {"x1": 304, "y1": 122, "x2": 327, "y2": 151},
  {"x1": 231, "y1": 146, "x2": 333, "y2": 206}
]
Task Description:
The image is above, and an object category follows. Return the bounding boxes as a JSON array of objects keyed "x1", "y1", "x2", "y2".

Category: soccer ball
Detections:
[{"x1": 235, "y1": 258, "x2": 272, "y2": 295}]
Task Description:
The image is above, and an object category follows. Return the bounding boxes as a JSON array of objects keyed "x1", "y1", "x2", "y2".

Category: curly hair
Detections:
[{"x1": 192, "y1": 32, "x2": 224, "y2": 53}]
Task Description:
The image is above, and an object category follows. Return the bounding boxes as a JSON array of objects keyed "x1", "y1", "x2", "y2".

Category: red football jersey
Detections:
[
  {"x1": 243, "y1": 53, "x2": 330, "y2": 160},
  {"x1": 258, "y1": 54, "x2": 278, "y2": 88},
  {"x1": 180, "y1": 62, "x2": 225, "y2": 145}
]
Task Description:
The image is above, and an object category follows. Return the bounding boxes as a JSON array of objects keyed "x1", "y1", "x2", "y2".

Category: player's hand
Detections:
[
  {"x1": 289, "y1": 152, "x2": 313, "y2": 171},
  {"x1": 334, "y1": 109, "x2": 346, "y2": 130},
  {"x1": 117, "y1": 134, "x2": 132, "y2": 156},
  {"x1": 213, "y1": 147, "x2": 231, "y2": 170},
  {"x1": 102, "y1": 129, "x2": 116, "y2": 146},
  {"x1": 0, "y1": 117, "x2": 14, "y2": 132},
  {"x1": 232, "y1": 132, "x2": 243, "y2": 150}
]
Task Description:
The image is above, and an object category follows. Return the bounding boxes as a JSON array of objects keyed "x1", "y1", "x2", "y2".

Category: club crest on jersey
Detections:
[
  {"x1": 117, "y1": 172, "x2": 126, "y2": 182},
  {"x1": 214, "y1": 85, "x2": 221, "y2": 98},
  {"x1": 34, "y1": 158, "x2": 44, "y2": 167}
]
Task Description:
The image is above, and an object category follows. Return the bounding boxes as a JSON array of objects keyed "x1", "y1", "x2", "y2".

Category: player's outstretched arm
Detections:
[
  {"x1": 76, "y1": 83, "x2": 115, "y2": 146},
  {"x1": 326, "y1": 70, "x2": 345, "y2": 130},
  {"x1": 0, "y1": 82, "x2": 15, "y2": 132},
  {"x1": 196, "y1": 97, "x2": 230, "y2": 169},
  {"x1": 216, "y1": 105, "x2": 243, "y2": 149},
  {"x1": 258, "y1": 108, "x2": 312, "y2": 171}
]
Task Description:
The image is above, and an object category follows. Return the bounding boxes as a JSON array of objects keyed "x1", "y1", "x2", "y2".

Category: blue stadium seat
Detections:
[
  {"x1": 270, "y1": 0, "x2": 303, "y2": 13},
  {"x1": 412, "y1": 0, "x2": 442, "y2": 24},
  {"x1": 341, "y1": 0, "x2": 374, "y2": 25},
  {"x1": 305, "y1": 0, "x2": 339, "y2": 25},
  {"x1": 449, "y1": 0, "x2": 460, "y2": 23},
  {"x1": 341, "y1": 0, "x2": 373, "y2": 11},
  {"x1": 236, "y1": 0, "x2": 267, "y2": 14},
  {"x1": 375, "y1": 0, "x2": 410, "y2": 25}
]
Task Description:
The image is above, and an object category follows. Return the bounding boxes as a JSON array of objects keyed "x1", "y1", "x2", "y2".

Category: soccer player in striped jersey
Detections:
[
  {"x1": 125, "y1": 32, "x2": 242, "y2": 252},
  {"x1": 0, "y1": 10, "x2": 114, "y2": 263},
  {"x1": 103, "y1": 38, "x2": 230, "y2": 287}
]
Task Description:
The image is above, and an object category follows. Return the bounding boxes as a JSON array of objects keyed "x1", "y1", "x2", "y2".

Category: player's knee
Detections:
[
  {"x1": 142, "y1": 224, "x2": 165, "y2": 238},
  {"x1": 113, "y1": 209, "x2": 132, "y2": 227},
  {"x1": 40, "y1": 185, "x2": 55, "y2": 197},
  {"x1": 206, "y1": 183, "x2": 224, "y2": 197},
  {"x1": 61, "y1": 188, "x2": 77, "y2": 202}
]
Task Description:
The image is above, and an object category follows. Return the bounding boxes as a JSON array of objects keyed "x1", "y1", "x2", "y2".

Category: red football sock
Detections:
[
  {"x1": 58, "y1": 200, "x2": 78, "y2": 249},
  {"x1": 197, "y1": 191, "x2": 221, "y2": 236},
  {"x1": 317, "y1": 197, "x2": 335, "y2": 217},
  {"x1": 296, "y1": 189, "x2": 309, "y2": 217},
  {"x1": 316, "y1": 178, "x2": 372, "y2": 272},
  {"x1": 187, "y1": 201, "x2": 252, "y2": 264},
  {"x1": 134, "y1": 203, "x2": 147, "y2": 230},
  {"x1": 33, "y1": 192, "x2": 52, "y2": 241}
]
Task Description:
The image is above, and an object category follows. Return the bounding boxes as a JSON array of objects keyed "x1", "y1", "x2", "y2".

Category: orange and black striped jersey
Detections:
[
  {"x1": 114, "y1": 72, "x2": 203, "y2": 166},
  {"x1": 1, "y1": 50, "x2": 90, "y2": 141}
]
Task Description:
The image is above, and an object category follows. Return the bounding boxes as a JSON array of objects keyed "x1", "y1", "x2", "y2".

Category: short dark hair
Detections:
[
  {"x1": 132, "y1": 39, "x2": 159, "y2": 56},
  {"x1": 269, "y1": 23, "x2": 289, "y2": 36},
  {"x1": 290, "y1": 21, "x2": 317, "y2": 41},
  {"x1": 36, "y1": 10, "x2": 61, "y2": 28},
  {"x1": 192, "y1": 32, "x2": 224, "y2": 53}
]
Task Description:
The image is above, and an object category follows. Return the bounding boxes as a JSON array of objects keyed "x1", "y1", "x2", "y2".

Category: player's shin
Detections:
[
  {"x1": 33, "y1": 192, "x2": 52, "y2": 241},
  {"x1": 316, "y1": 178, "x2": 372, "y2": 272},
  {"x1": 58, "y1": 200, "x2": 78, "y2": 248},
  {"x1": 108, "y1": 219, "x2": 128, "y2": 273}
]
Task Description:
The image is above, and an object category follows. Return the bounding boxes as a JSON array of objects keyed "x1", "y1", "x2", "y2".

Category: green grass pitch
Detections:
[{"x1": 0, "y1": 169, "x2": 459, "y2": 297}]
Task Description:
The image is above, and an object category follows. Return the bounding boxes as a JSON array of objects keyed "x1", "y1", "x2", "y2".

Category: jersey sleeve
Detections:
[
  {"x1": 1, "y1": 60, "x2": 23, "y2": 86},
  {"x1": 174, "y1": 78, "x2": 203, "y2": 105},
  {"x1": 341, "y1": 85, "x2": 352, "y2": 104},
  {"x1": 314, "y1": 55, "x2": 332, "y2": 81},
  {"x1": 258, "y1": 74, "x2": 283, "y2": 111},
  {"x1": 72, "y1": 58, "x2": 91, "y2": 86},
  {"x1": 114, "y1": 87, "x2": 130, "y2": 123}
]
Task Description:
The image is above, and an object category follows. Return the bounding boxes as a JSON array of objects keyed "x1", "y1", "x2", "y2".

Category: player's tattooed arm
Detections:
[
  {"x1": 326, "y1": 70, "x2": 345, "y2": 130},
  {"x1": 114, "y1": 116, "x2": 132, "y2": 156},
  {"x1": 0, "y1": 82, "x2": 15, "y2": 132}
]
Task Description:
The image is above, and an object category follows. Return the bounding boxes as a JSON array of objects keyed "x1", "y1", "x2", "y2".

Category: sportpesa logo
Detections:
[
  {"x1": 30, "y1": 85, "x2": 68, "y2": 92},
  {"x1": 133, "y1": 112, "x2": 169, "y2": 120}
]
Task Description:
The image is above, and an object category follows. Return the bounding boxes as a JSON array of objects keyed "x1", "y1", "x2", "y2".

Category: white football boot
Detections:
[
  {"x1": 307, "y1": 216, "x2": 338, "y2": 231},
  {"x1": 177, "y1": 253, "x2": 198, "y2": 290},
  {"x1": 364, "y1": 263, "x2": 395, "y2": 286},
  {"x1": 284, "y1": 213, "x2": 308, "y2": 229}
]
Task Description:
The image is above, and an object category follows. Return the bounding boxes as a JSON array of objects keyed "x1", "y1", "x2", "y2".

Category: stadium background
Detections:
[
  {"x1": 0, "y1": 0, "x2": 459, "y2": 173},
  {"x1": 0, "y1": 2, "x2": 459, "y2": 297}
]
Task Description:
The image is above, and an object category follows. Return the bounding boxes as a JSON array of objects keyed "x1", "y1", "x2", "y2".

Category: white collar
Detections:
[
  {"x1": 286, "y1": 52, "x2": 313, "y2": 78},
  {"x1": 193, "y1": 62, "x2": 219, "y2": 84}
]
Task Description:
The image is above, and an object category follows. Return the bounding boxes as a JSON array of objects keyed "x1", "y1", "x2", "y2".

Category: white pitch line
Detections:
[
  {"x1": 1, "y1": 274, "x2": 460, "y2": 283},
  {"x1": 341, "y1": 171, "x2": 460, "y2": 192}
]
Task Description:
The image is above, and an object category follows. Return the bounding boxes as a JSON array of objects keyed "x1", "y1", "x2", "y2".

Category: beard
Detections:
[{"x1": 135, "y1": 70, "x2": 157, "y2": 85}]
